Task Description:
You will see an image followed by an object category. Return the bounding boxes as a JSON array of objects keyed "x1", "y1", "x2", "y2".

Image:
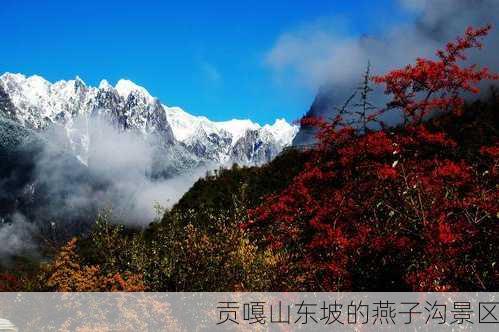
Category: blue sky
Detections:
[{"x1": 0, "y1": 0, "x2": 415, "y2": 124}]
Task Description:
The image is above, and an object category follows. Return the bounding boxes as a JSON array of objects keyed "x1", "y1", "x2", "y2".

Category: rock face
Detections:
[
  {"x1": 230, "y1": 129, "x2": 280, "y2": 164},
  {"x1": 0, "y1": 73, "x2": 298, "y2": 168},
  {"x1": 292, "y1": 84, "x2": 357, "y2": 146}
]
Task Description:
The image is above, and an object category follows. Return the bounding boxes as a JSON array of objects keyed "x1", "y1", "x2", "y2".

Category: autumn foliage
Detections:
[
  {"x1": 247, "y1": 26, "x2": 499, "y2": 291},
  {"x1": 45, "y1": 238, "x2": 145, "y2": 292},
  {"x1": 0, "y1": 273, "x2": 21, "y2": 291},
  {"x1": 374, "y1": 25, "x2": 498, "y2": 123}
]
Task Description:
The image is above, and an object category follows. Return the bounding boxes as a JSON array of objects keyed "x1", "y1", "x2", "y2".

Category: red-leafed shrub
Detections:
[
  {"x1": 0, "y1": 273, "x2": 21, "y2": 291},
  {"x1": 247, "y1": 26, "x2": 499, "y2": 291}
]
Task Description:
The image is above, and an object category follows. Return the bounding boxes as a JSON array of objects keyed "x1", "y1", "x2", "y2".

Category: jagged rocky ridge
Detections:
[
  {"x1": 0, "y1": 73, "x2": 298, "y2": 239},
  {"x1": 0, "y1": 73, "x2": 298, "y2": 169}
]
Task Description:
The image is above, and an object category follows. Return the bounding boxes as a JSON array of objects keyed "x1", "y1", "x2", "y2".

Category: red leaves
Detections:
[
  {"x1": 374, "y1": 25, "x2": 498, "y2": 124},
  {"x1": 246, "y1": 26, "x2": 498, "y2": 291},
  {"x1": 480, "y1": 145, "x2": 499, "y2": 158},
  {"x1": 439, "y1": 25, "x2": 492, "y2": 63},
  {"x1": 362, "y1": 131, "x2": 395, "y2": 157},
  {"x1": 377, "y1": 164, "x2": 398, "y2": 180},
  {"x1": 416, "y1": 125, "x2": 457, "y2": 148},
  {"x1": 438, "y1": 217, "x2": 458, "y2": 245},
  {"x1": 433, "y1": 160, "x2": 471, "y2": 186},
  {"x1": 0, "y1": 273, "x2": 21, "y2": 291}
]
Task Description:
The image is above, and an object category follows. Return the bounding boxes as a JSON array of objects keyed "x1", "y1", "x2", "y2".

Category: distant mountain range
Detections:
[
  {"x1": 0, "y1": 73, "x2": 298, "y2": 170},
  {"x1": 0, "y1": 73, "x2": 299, "y2": 239}
]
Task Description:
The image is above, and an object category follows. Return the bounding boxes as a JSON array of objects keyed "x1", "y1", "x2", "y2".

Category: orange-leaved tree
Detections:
[{"x1": 45, "y1": 238, "x2": 145, "y2": 292}]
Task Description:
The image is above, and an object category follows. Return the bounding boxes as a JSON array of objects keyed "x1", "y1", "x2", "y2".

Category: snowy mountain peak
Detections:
[
  {"x1": 74, "y1": 75, "x2": 86, "y2": 86},
  {"x1": 215, "y1": 119, "x2": 260, "y2": 142},
  {"x1": 263, "y1": 118, "x2": 300, "y2": 146},
  {"x1": 163, "y1": 105, "x2": 293, "y2": 151},
  {"x1": 98, "y1": 79, "x2": 113, "y2": 90},
  {"x1": 0, "y1": 72, "x2": 27, "y2": 85},
  {"x1": 0, "y1": 72, "x2": 298, "y2": 167},
  {"x1": 1, "y1": 73, "x2": 50, "y2": 95},
  {"x1": 115, "y1": 79, "x2": 154, "y2": 102}
]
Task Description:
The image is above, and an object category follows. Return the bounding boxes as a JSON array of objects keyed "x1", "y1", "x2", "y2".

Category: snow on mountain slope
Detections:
[
  {"x1": 0, "y1": 73, "x2": 93, "y2": 129},
  {"x1": 164, "y1": 106, "x2": 298, "y2": 163},
  {"x1": 164, "y1": 106, "x2": 220, "y2": 141},
  {"x1": 215, "y1": 119, "x2": 260, "y2": 143},
  {"x1": 0, "y1": 73, "x2": 298, "y2": 169},
  {"x1": 163, "y1": 106, "x2": 260, "y2": 144},
  {"x1": 115, "y1": 79, "x2": 155, "y2": 103},
  {"x1": 164, "y1": 105, "x2": 297, "y2": 149},
  {"x1": 263, "y1": 118, "x2": 300, "y2": 147}
]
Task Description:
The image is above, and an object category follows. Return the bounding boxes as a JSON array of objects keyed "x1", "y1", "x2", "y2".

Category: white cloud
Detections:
[
  {"x1": 264, "y1": 0, "x2": 499, "y2": 92},
  {"x1": 265, "y1": 18, "x2": 434, "y2": 90}
]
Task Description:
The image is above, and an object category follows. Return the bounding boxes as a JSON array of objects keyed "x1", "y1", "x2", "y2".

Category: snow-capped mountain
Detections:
[
  {"x1": 164, "y1": 106, "x2": 297, "y2": 163},
  {"x1": 0, "y1": 73, "x2": 298, "y2": 171}
]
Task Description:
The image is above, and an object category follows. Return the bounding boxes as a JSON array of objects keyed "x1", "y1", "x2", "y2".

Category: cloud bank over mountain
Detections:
[
  {"x1": 266, "y1": 0, "x2": 499, "y2": 91},
  {"x1": 0, "y1": 73, "x2": 298, "y2": 258}
]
